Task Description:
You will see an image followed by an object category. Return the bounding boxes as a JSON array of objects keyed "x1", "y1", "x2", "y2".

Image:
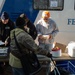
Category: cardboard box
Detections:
[{"x1": 54, "y1": 42, "x2": 66, "y2": 53}]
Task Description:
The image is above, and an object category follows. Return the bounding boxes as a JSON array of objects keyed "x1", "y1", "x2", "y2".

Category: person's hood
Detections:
[{"x1": 10, "y1": 28, "x2": 25, "y2": 39}]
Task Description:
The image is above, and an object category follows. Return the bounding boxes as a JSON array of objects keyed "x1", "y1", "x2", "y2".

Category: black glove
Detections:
[{"x1": 47, "y1": 52, "x2": 52, "y2": 58}]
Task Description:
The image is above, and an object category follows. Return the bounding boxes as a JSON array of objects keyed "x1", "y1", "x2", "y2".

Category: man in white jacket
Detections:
[{"x1": 36, "y1": 11, "x2": 59, "y2": 52}]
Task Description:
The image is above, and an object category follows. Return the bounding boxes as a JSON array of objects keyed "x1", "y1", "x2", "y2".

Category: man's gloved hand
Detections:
[{"x1": 47, "y1": 52, "x2": 52, "y2": 58}]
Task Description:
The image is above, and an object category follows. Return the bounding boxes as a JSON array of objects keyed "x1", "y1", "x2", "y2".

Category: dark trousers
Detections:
[{"x1": 0, "y1": 62, "x2": 4, "y2": 74}]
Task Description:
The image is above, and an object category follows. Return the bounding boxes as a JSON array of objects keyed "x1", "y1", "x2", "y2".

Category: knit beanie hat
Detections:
[
  {"x1": 16, "y1": 17, "x2": 26, "y2": 27},
  {"x1": 1, "y1": 11, "x2": 9, "y2": 20},
  {"x1": 20, "y1": 13, "x2": 27, "y2": 19}
]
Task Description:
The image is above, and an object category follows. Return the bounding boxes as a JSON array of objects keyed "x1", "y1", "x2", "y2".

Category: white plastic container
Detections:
[
  {"x1": 51, "y1": 49, "x2": 62, "y2": 57},
  {"x1": 43, "y1": 35, "x2": 49, "y2": 39},
  {"x1": 67, "y1": 41, "x2": 75, "y2": 57}
]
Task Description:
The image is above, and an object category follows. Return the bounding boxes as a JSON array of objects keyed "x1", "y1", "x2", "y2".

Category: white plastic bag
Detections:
[{"x1": 67, "y1": 41, "x2": 75, "y2": 57}]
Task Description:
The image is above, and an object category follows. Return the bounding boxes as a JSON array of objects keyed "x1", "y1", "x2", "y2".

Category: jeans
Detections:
[{"x1": 12, "y1": 67, "x2": 25, "y2": 75}]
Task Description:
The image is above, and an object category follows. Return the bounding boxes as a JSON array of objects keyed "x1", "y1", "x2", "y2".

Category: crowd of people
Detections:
[{"x1": 0, "y1": 11, "x2": 59, "y2": 75}]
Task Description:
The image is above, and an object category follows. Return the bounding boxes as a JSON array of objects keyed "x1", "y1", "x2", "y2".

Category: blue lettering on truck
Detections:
[{"x1": 68, "y1": 19, "x2": 75, "y2": 25}]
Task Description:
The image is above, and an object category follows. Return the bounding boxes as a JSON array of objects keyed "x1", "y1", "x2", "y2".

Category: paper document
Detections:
[{"x1": 0, "y1": 41, "x2": 5, "y2": 45}]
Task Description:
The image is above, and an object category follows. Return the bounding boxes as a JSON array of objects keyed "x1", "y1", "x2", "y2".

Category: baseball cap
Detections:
[{"x1": 1, "y1": 11, "x2": 9, "y2": 20}]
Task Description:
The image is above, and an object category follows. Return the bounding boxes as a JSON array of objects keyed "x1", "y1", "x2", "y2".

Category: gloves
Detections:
[
  {"x1": 38, "y1": 35, "x2": 43, "y2": 40},
  {"x1": 47, "y1": 52, "x2": 52, "y2": 58},
  {"x1": 47, "y1": 53, "x2": 54, "y2": 64}
]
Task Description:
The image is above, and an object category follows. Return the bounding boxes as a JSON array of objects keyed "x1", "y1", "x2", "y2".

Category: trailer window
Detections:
[{"x1": 33, "y1": 0, "x2": 64, "y2": 10}]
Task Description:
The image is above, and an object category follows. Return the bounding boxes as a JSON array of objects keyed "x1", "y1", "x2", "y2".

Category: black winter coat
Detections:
[
  {"x1": 27, "y1": 20, "x2": 37, "y2": 40},
  {"x1": 0, "y1": 19, "x2": 15, "y2": 46}
]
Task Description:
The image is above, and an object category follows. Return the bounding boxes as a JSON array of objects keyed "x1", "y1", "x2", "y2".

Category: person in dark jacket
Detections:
[
  {"x1": 20, "y1": 13, "x2": 37, "y2": 40},
  {"x1": 0, "y1": 11, "x2": 15, "y2": 75},
  {"x1": 0, "y1": 11, "x2": 15, "y2": 46},
  {"x1": 9, "y1": 17, "x2": 52, "y2": 75}
]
